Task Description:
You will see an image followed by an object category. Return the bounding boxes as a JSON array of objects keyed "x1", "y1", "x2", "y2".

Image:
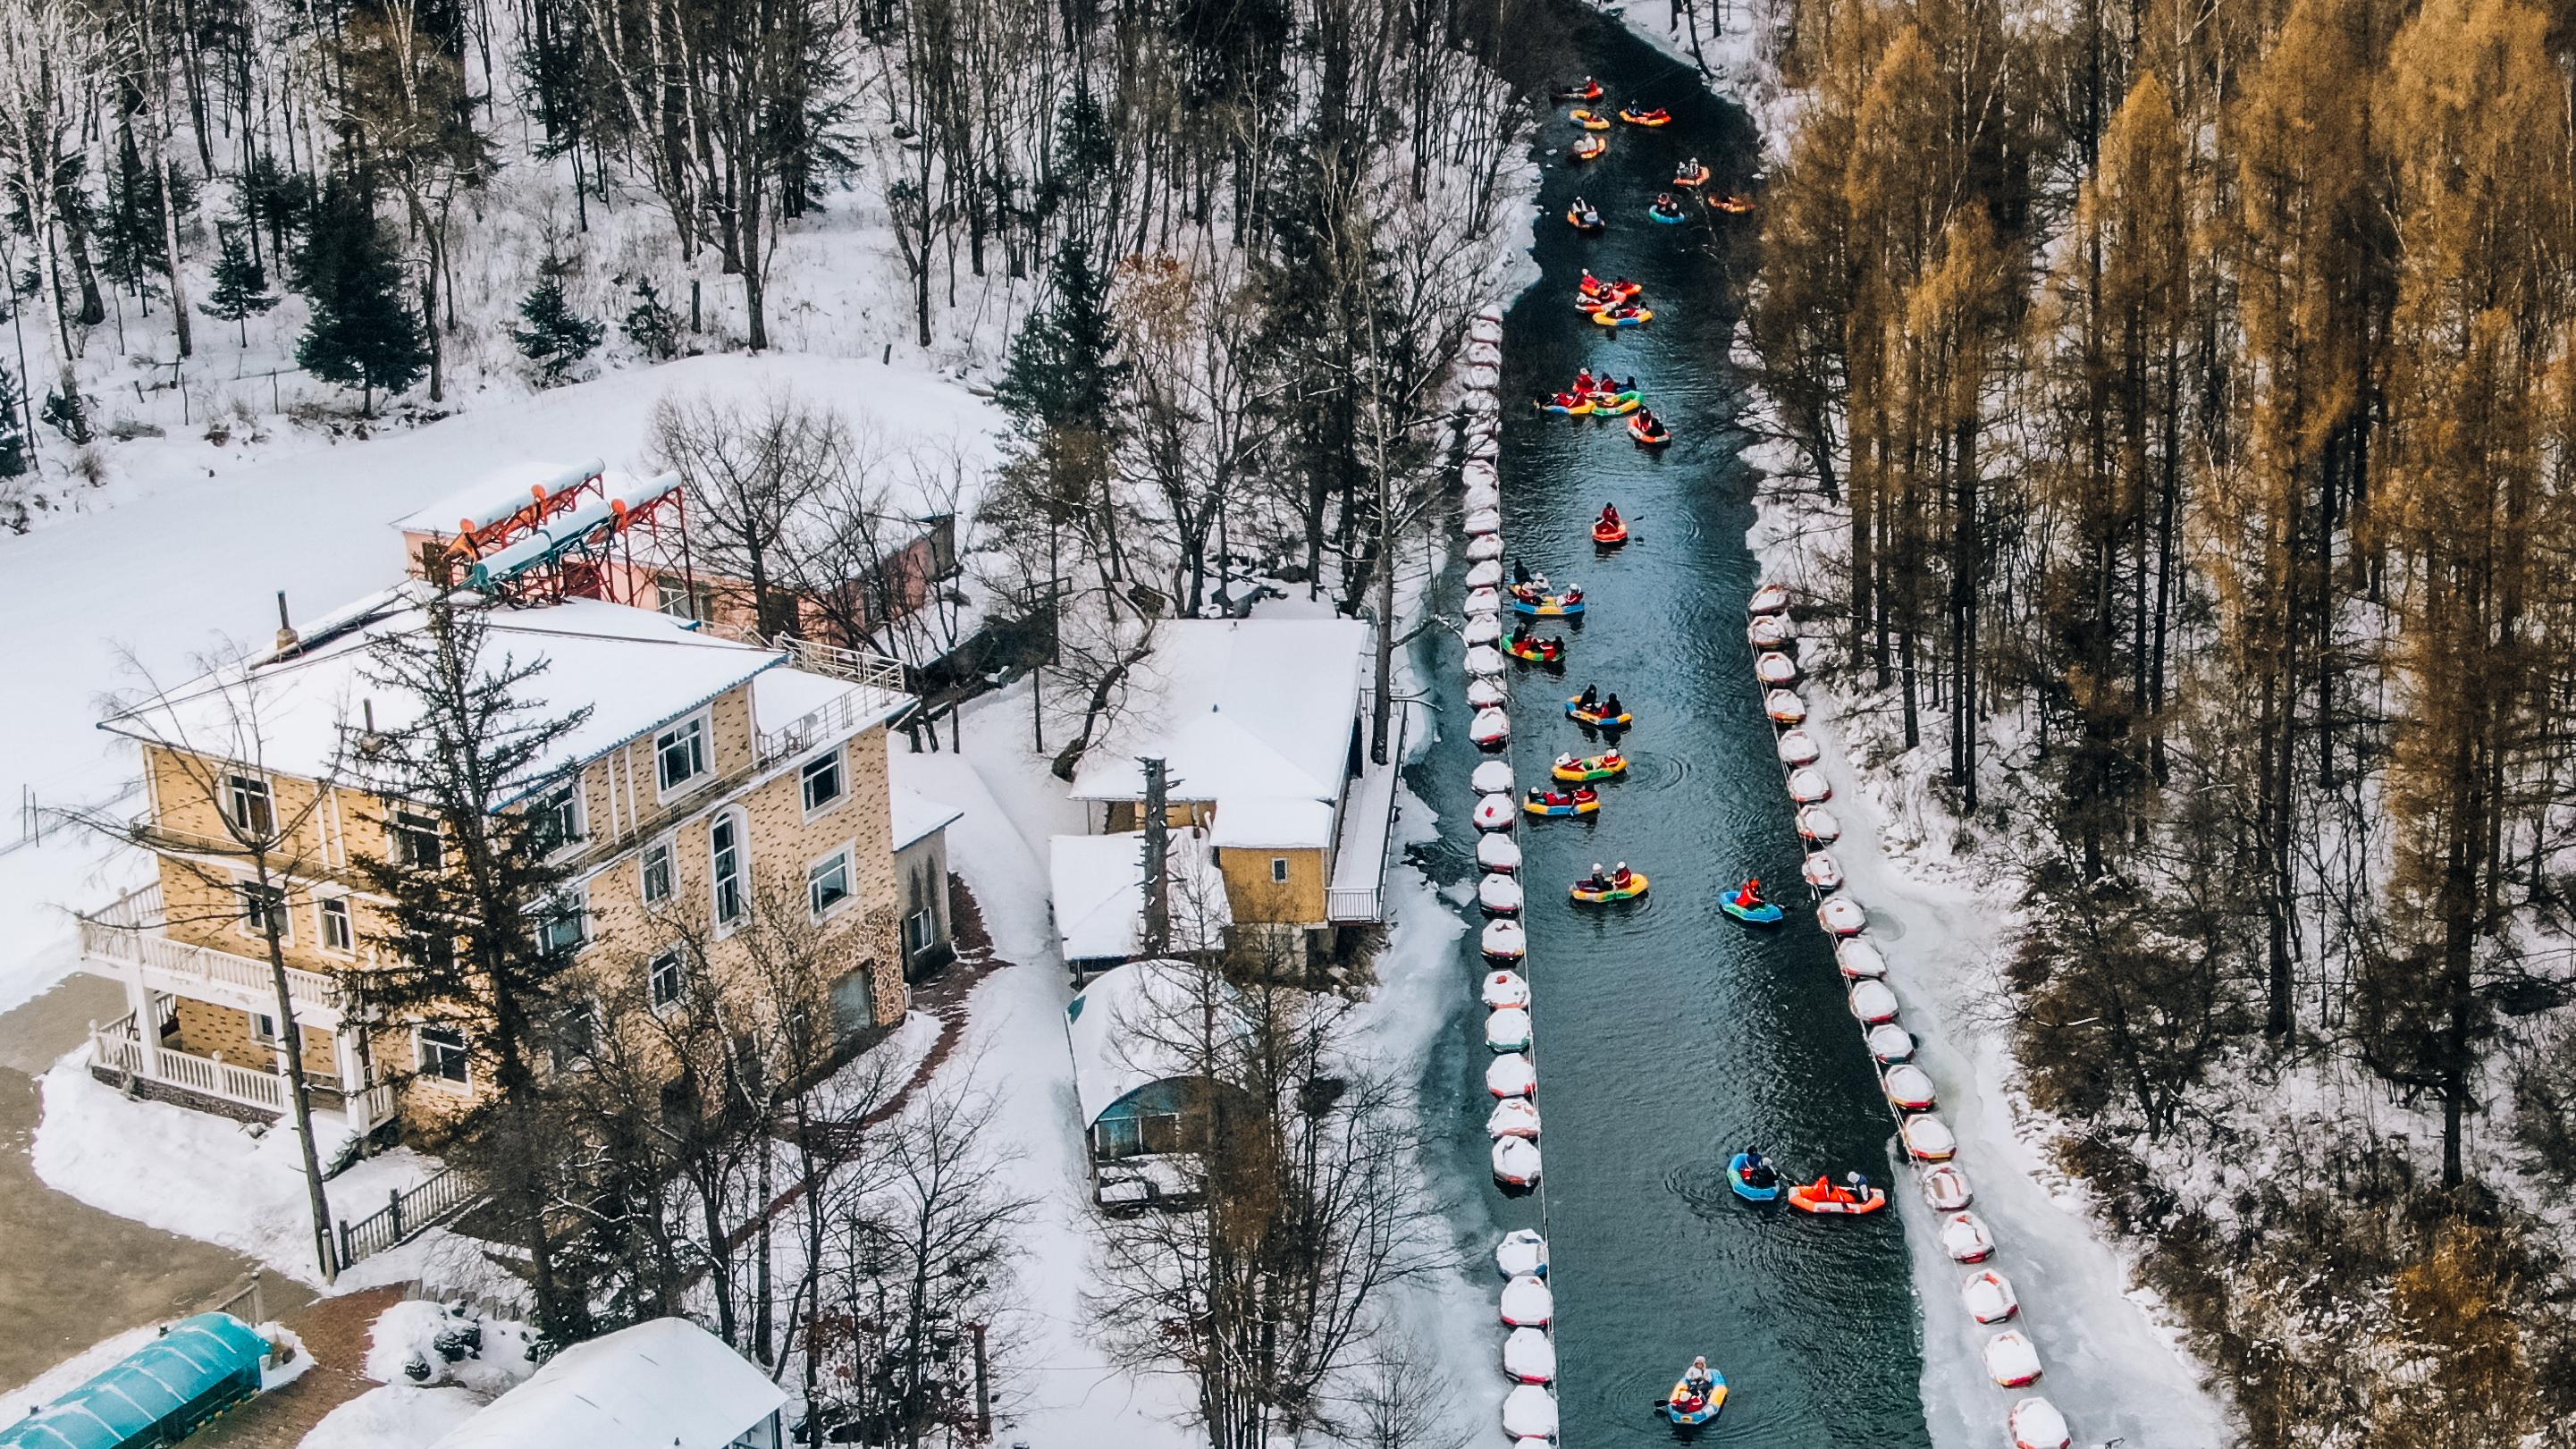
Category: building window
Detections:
[
  {"x1": 226, "y1": 775, "x2": 275, "y2": 839},
  {"x1": 1271, "y1": 857, "x2": 1290, "y2": 884},
  {"x1": 656, "y1": 576, "x2": 710, "y2": 621},
  {"x1": 393, "y1": 809, "x2": 442, "y2": 869},
  {"x1": 407, "y1": 930, "x2": 455, "y2": 973},
  {"x1": 649, "y1": 950, "x2": 686, "y2": 1010},
  {"x1": 711, "y1": 813, "x2": 745, "y2": 926},
  {"x1": 548, "y1": 998, "x2": 602, "y2": 1071},
  {"x1": 535, "y1": 890, "x2": 586, "y2": 957},
  {"x1": 800, "y1": 749, "x2": 845, "y2": 816},
  {"x1": 640, "y1": 840, "x2": 673, "y2": 906},
  {"x1": 531, "y1": 779, "x2": 582, "y2": 855},
  {"x1": 808, "y1": 848, "x2": 853, "y2": 920},
  {"x1": 905, "y1": 909, "x2": 937, "y2": 955},
  {"x1": 318, "y1": 897, "x2": 354, "y2": 955},
  {"x1": 236, "y1": 880, "x2": 290, "y2": 941},
  {"x1": 417, "y1": 1024, "x2": 469, "y2": 1085},
  {"x1": 657, "y1": 715, "x2": 709, "y2": 795},
  {"x1": 250, "y1": 1012, "x2": 280, "y2": 1045}
]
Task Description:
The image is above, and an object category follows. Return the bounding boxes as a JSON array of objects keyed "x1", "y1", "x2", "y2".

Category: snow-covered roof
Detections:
[
  {"x1": 1049, "y1": 830, "x2": 1231, "y2": 963},
  {"x1": 99, "y1": 589, "x2": 786, "y2": 798},
  {"x1": 1065, "y1": 959, "x2": 1242, "y2": 1127},
  {"x1": 891, "y1": 784, "x2": 963, "y2": 852},
  {"x1": 425, "y1": 1318, "x2": 783, "y2": 1449},
  {"x1": 392, "y1": 459, "x2": 604, "y2": 535},
  {"x1": 1208, "y1": 795, "x2": 1335, "y2": 849},
  {"x1": 1068, "y1": 621, "x2": 1368, "y2": 821}
]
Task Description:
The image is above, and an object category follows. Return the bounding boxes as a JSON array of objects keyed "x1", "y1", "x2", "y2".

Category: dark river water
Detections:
[{"x1": 1406, "y1": 11, "x2": 1933, "y2": 1445}]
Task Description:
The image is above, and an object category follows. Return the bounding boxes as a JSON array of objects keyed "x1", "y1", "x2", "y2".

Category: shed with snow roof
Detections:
[
  {"x1": 425, "y1": 1318, "x2": 784, "y2": 1449},
  {"x1": 890, "y1": 782, "x2": 964, "y2": 980},
  {"x1": 1064, "y1": 960, "x2": 1250, "y2": 1209},
  {"x1": 1048, "y1": 830, "x2": 1233, "y2": 976}
]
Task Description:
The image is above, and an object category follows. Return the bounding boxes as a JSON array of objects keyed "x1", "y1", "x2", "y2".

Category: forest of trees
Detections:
[{"x1": 1742, "y1": 0, "x2": 2576, "y2": 1435}]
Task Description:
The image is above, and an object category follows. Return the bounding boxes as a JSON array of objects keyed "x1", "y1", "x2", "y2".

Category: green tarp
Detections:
[{"x1": 0, "y1": 1314, "x2": 268, "y2": 1449}]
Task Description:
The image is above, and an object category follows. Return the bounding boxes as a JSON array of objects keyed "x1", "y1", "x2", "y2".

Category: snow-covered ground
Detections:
[
  {"x1": 0, "y1": 353, "x2": 1000, "y2": 1014},
  {"x1": 298, "y1": 1384, "x2": 484, "y2": 1449},
  {"x1": 29, "y1": 1050, "x2": 445, "y2": 1287}
]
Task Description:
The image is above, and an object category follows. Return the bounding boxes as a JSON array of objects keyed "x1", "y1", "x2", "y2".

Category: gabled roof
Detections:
[
  {"x1": 890, "y1": 784, "x2": 963, "y2": 852},
  {"x1": 1064, "y1": 959, "x2": 1243, "y2": 1127},
  {"x1": 1048, "y1": 830, "x2": 1231, "y2": 964},
  {"x1": 425, "y1": 1318, "x2": 783, "y2": 1449},
  {"x1": 1067, "y1": 620, "x2": 1368, "y2": 816},
  {"x1": 98, "y1": 589, "x2": 784, "y2": 797}
]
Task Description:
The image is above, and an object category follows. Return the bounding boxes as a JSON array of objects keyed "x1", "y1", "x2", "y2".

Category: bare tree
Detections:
[
  {"x1": 0, "y1": 0, "x2": 116, "y2": 442},
  {"x1": 651, "y1": 385, "x2": 854, "y2": 639}
]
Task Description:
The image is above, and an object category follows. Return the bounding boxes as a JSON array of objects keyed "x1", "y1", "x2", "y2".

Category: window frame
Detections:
[
  {"x1": 416, "y1": 1024, "x2": 471, "y2": 1087},
  {"x1": 234, "y1": 878, "x2": 290, "y2": 943},
  {"x1": 1270, "y1": 856, "x2": 1290, "y2": 884},
  {"x1": 807, "y1": 843, "x2": 855, "y2": 922},
  {"x1": 225, "y1": 773, "x2": 276, "y2": 840},
  {"x1": 316, "y1": 894, "x2": 354, "y2": 956},
  {"x1": 655, "y1": 713, "x2": 711, "y2": 800},
  {"x1": 640, "y1": 838, "x2": 675, "y2": 907},
  {"x1": 535, "y1": 887, "x2": 588, "y2": 959},
  {"x1": 710, "y1": 811, "x2": 747, "y2": 930},
  {"x1": 648, "y1": 949, "x2": 686, "y2": 1013},
  {"x1": 531, "y1": 777, "x2": 584, "y2": 857},
  {"x1": 391, "y1": 807, "x2": 443, "y2": 870},
  {"x1": 799, "y1": 746, "x2": 846, "y2": 819}
]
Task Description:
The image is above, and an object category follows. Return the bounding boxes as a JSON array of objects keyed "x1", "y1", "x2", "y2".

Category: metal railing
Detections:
[
  {"x1": 1326, "y1": 708, "x2": 1410, "y2": 924},
  {"x1": 337, "y1": 1165, "x2": 478, "y2": 1268},
  {"x1": 775, "y1": 636, "x2": 906, "y2": 695},
  {"x1": 78, "y1": 884, "x2": 345, "y2": 1019}
]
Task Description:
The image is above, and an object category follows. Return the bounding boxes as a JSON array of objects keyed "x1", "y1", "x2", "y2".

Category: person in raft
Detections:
[
  {"x1": 1512, "y1": 557, "x2": 1534, "y2": 585},
  {"x1": 1561, "y1": 583, "x2": 1585, "y2": 605},
  {"x1": 1612, "y1": 861, "x2": 1635, "y2": 888},
  {"x1": 1555, "y1": 751, "x2": 1579, "y2": 770},
  {"x1": 1683, "y1": 1356, "x2": 1716, "y2": 1394},
  {"x1": 1575, "y1": 367, "x2": 1596, "y2": 392},
  {"x1": 1738, "y1": 1148, "x2": 1777, "y2": 1187},
  {"x1": 1601, "y1": 692, "x2": 1624, "y2": 719},
  {"x1": 1734, "y1": 878, "x2": 1764, "y2": 910},
  {"x1": 1601, "y1": 746, "x2": 1624, "y2": 768},
  {"x1": 1577, "y1": 683, "x2": 1601, "y2": 711},
  {"x1": 1635, "y1": 407, "x2": 1663, "y2": 434},
  {"x1": 1599, "y1": 501, "x2": 1622, "y2": 530},
  {"x1": 1846, "y1": 1170, "x2": 1872, "y2": 1200},
  {"x1": 1583, "y1": 862, "x2": 1612, "y2": 891}
]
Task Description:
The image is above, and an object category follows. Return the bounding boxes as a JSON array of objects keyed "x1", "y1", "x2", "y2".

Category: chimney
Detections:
[{"x1": 273, "y1": 591, "x2": 299, "y2": 655}]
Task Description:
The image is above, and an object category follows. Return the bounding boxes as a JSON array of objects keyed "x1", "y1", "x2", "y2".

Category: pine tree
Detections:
[
  {"x1": 511, "y1": 251, "x2": 603, "y2": 386},
  {"x1": 995, "y1": 233, "x2": 1123, "y2": 434},
  {"x1": 294, "y1": 181, "x2": 428, "y2": 416},
  {"x1": 201, "y1": 225, "x2": 277, "y2": 346},
  {"x1": 619, "y1": 277, "x2": 681, "y2": 361},
  {"x1": 99, "y1": 121, "x2": 168, "y2": 307}
]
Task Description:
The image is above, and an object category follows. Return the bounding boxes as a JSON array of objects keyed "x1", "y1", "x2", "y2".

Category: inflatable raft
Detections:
[
  {"x1": 1470, "y1": 707, "x2": 1511, "y2": 748},
  {"x1": 1473, "y1": 794, "x2": 1515, "y2": 830},
  {"x1": 1647, "y1": 201, "x2": 1686, "y2": 224},
  {"x1": 1963, "y1": 1268, "x2": 2018, "y2": 1323},
  {"x1": 1505, "y1": 636, "x2": 1565, "y2": 663},
  {"x1": 1797, "y1": 805, "x2": 1841, "y2": 843},
  {"x1": 1463, "y1": 615, "x2": 1503, "y2": 646},
  {"x1": 1488, "y1": 1097, "x2": 1543, "y2": 1140},
  {"x1": 1522, "y1": 788, "x2": 1599, "y2": 817},
  {"x1": 1466, "y1": 677, "x2": 1507, "y2": 710},
  {"x1": 1801, "y1": 852, "x2": 1844, "y2": 890},
  {"x1": 1675, "y1": 161, "x2": 1712, "y2": 188},
  {"x1": 1570, "y1": 135, "x2": 1606, "y2": 160},
  {"x1": 2009, "y1": 1396, "x2": 2070, "y2": 1449},
  {"x1": 1848, "y1": 979, "x2": 1900, "y2": 1024},
  {"x1": 1479, "y1": 873, "x2": 1525, "y2": 915},
  {"x1": 1485, "y1": 1006, "x2": 1532, "y2": 1049},
  {"x1": 1511, "y1": 593, "x2": 1586, "y2": 618},
  {"x1": 1765, "y1": 688, "x2": 1806, "y2": 723},
  {"x1": 1473, "y1": 760, "x2": 1514, "y2": 793},
  {"x1": 1901, "y1": 1112, "x2": 1957, "y2": 1161},
  {"x1": 1466, "y1": 533, "x2": 1503, "y2": 560},
  {"x1": 1755, "y1": 650, "x2": 1799, "y2": 685},
  {"x1": 1883, "y1": 1064, "x2": 1937, "y2": 1109},
  {"x1": 1787, "y1": 1180, "x2": 1888, "y2": 1215},
  {"x1": 1835, "y1": 938, "x2": 1889, "y2": 979},
  {"x1": 1593, "y1": 517, "x2": 1630, "y2": 544},
  {"x1": 1721, "y1": 898, "x2": 1785, "y2": 925},
  {"x1": 1865, "y1": 1022, "x2": 1915, "y2": 1061},
  {"x1": 1501, "y1": 1384, "x2": 1558, "y2": 1440},
  {"x1": 1553, "y1": 752, "x2": 1627, "y2": 781},
  {"x1": 1619, "y1": 105, "x2": 1672, "y2": 126},
  {"x1": 1940, "y1": 1210, "x2": 1996, "y2": 1262},
  {"x1": 1788, "y1": 767, "x2": 1832, "y2": 803},
  {"x1": 1587, "y1": 391, "x2": 1641, "y2": 416},
  {"x1": 1499, "y1": 1273, "x2": 1554, "y2": 1326},
  {"x1": 1465, "y1": 644, "x2": 1507, "y2": 677},
  {"x1": 1482, "y1": 920, "x2": 1527, "y2": 960},
  {"x1": 1922, "y1": 1164, "x2": 1974, "y2": 1211},
  {"x1": 1503, "y1": 1327, "x2": 1557, "y2": 1385},
  {"x1": 1492, "y1": 1136, "x2": 1543, "y2": 1187},
  {"x1": 1661, "y1": 1369, "x2": 1725, "y2": 1426},
  {"x1": 1747, "y1": 613, "x2": 1794, "y2": 648},
  {"x1": 1566, "y1": 698, "x2": 1635, "y2": 728},
  {"x1": 1628, "y1": 415, "x2": 1671, "y2": 446},
  {"x1": 1477, "y1": 833, "x2": 1522, "y2": 872},
  {"x1": 1777, "y1": 729, "x2": 1822, "y2": 765},
  {"x1": 1486, "y1": 1052, "x2": 1536, "y2": 1098},
  {"x1": 1726, "y1": 1151, "x2": 1781, "y2": 1201},
  {"x1": 1463, "y1": 585, "x2": 1503, "y2": 616},
  {"x1": 1818, "y1": 897, "x2": 1868, "y2": 935},
  {"x1": 1984, "y1": 1330, "x2": 2043, "y2": 1388},
  {"x1": 1568, "y1": 107, "x2": 1611, "y2": 130},
  {"x1": 1592, "y1": 306, "x2": 1653, "y2": 326},
  {"x1": 1748, "y1": 582, "x2": 1791, "y2": 614},
  {"x1": 1481, "y1": 969, "x2": 1530, "y2": 1009},
  {"x1": 1570, "y1": 871, "x2": 1649, "y2": 904},
  {"x1": 1553, "y1": 79, "x2": 1603, "y2": 101}
]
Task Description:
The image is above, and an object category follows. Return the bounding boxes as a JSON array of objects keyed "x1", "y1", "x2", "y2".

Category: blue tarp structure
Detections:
[{"x1": 0, "y1": 1315, "x2": 269, "y2": 1449}]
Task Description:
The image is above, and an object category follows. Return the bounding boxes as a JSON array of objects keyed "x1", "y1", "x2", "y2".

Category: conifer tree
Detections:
[
  {"x1": 201, "y1": 225, "x2": 277, "y2": 346},
  {"x1": 620, "y1": 278, "x2": 681, "y2": 361},
  {"x1": 510, "y1": 250, "x2": 603, "y2": 386},
  {"x1": 293, "y1": 181, "x2": 428, "y2": 416}
]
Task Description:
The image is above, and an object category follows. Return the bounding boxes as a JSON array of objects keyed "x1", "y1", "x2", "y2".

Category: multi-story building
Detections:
[{"x1": 78, "y1": 585, "x2": 922, "y2": 1140}]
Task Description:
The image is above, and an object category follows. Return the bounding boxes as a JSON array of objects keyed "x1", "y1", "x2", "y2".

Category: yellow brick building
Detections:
[{"x1": 82, "y1": 586, "x2": 920, "y2": 1140}]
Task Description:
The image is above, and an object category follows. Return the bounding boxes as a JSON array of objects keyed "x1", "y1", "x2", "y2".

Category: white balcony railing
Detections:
[
  {"x1": 79, "y1": 884, "x2": 344, "y2": 1024},
  {"x1": 89, "y1": 1013, "x2": 399, "y2": 1130}
]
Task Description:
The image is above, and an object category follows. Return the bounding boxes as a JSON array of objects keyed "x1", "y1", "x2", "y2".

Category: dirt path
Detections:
[{"x1": 0, "y1": 972, "x2": 316, "y2": 1395}]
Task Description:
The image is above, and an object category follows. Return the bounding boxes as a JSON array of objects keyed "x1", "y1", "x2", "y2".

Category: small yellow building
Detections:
[
  {"x1": 1055, "y1": 619, "x2": 1400, "y2": 971},
  {"x1": 81, "y1": 586, "x2": 919, "y2": 1141}
]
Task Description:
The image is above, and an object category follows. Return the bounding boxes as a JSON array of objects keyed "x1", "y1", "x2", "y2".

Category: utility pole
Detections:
[
  {"x1": 1140, "y1": 756, "x2": 1171, "y2": 956},
  {"x1": 969, "y1": 1321, "x2": 990, "y2": 1440}
]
